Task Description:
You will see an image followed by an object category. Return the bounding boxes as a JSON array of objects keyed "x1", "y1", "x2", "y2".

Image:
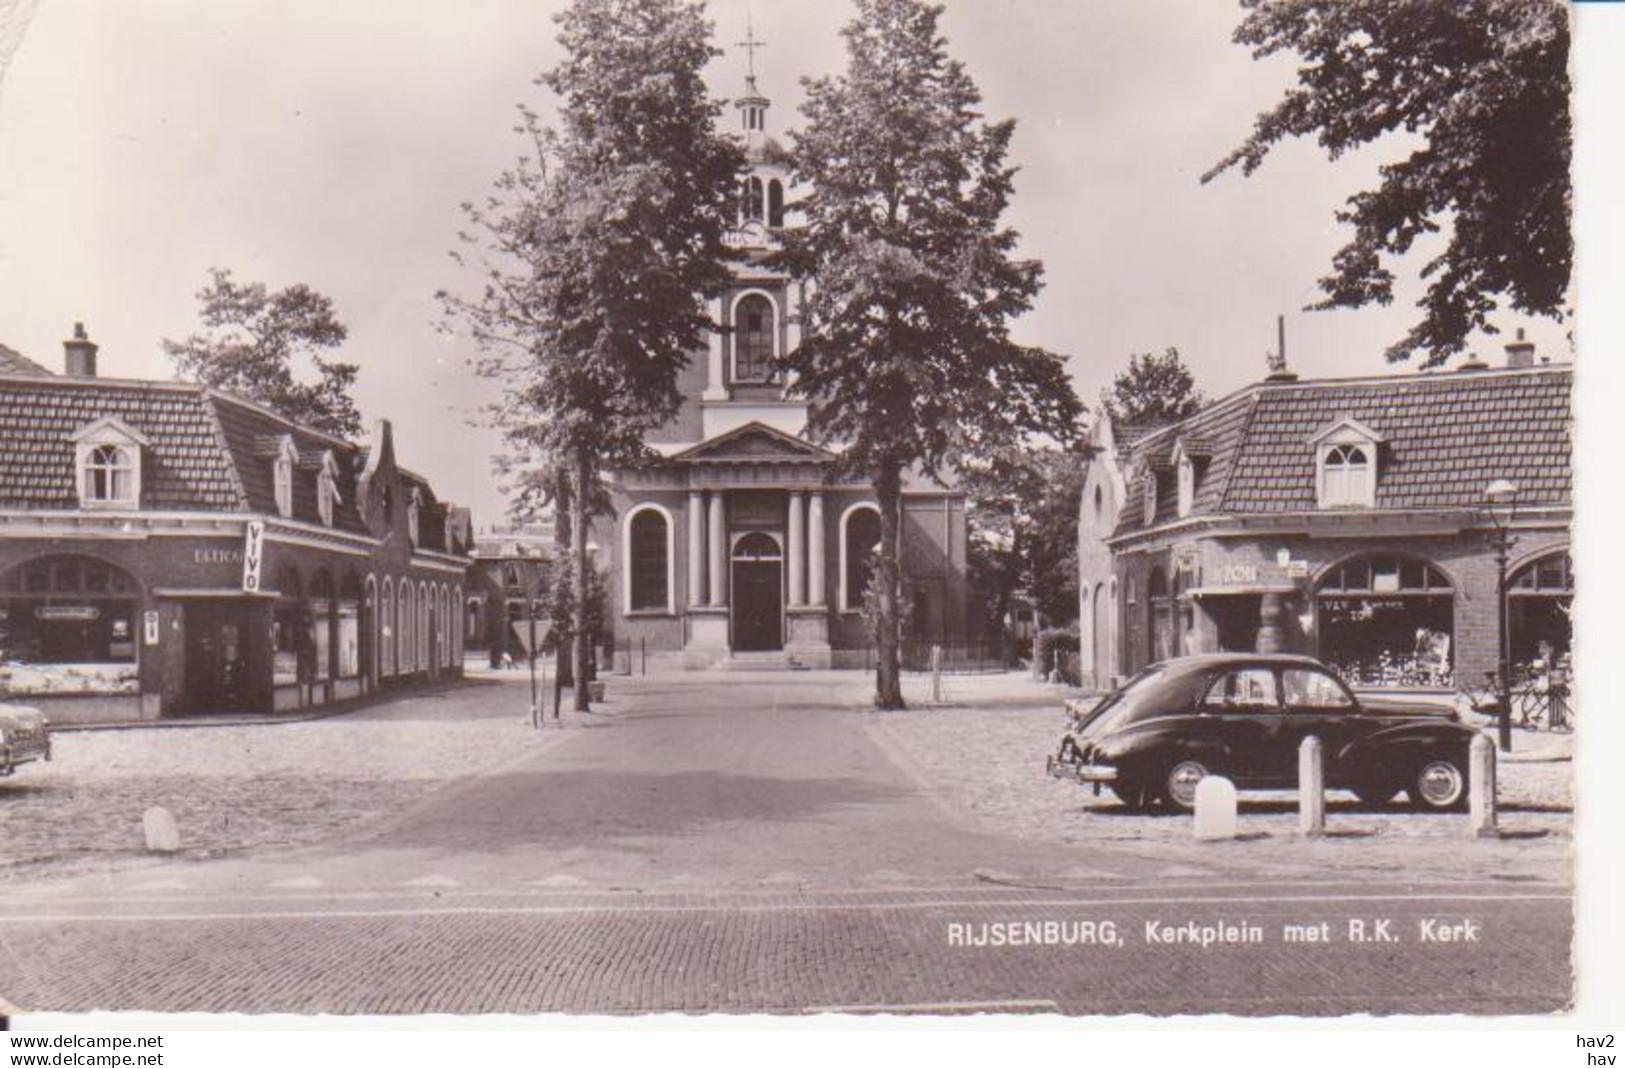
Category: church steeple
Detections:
[{"x1": 735, "y1": 15, "x2": 770, "y2": 145}]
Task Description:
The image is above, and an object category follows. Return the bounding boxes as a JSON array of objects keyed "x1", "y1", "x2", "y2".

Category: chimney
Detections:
[
  {"x1": 1263, "y1": 313, "x2": 1298, "y2": 382},
  {"x1": 1505, "y1": 328, "x2": 1536, "y2": 369},
  {"x1": 1457, "y1": 353, "x2": 1490, "y2": 372},
  {"x1": 63, "y1": 322, "x2": 98, "y2": 377}
]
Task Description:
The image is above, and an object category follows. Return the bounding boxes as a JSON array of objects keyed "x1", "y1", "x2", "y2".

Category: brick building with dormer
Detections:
[
  {"x1": 1076, "y1": 338, "x2": 1573, "y2": 694},
  {"x1": 0, "y1": 326, "x2": 473, "y2": 724}
]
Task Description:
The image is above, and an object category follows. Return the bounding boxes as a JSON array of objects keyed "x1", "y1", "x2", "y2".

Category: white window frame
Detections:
[
  {"x1": 1142, "y1": 473, "x2": 1157, "y2": 527},
  {"x1": 273, "y1": 436, "x2": 297, "y2": 518},
  {"x1": 71, "y1": 417, "x2": 149, "y2": 509},
  {"x1": 1174, "y1": 443, "x2": 1195, "y2": 519},
  {"x1": 729, "y1": 289, "x2": 780, "y2": 383},
  {"x1": 407, "y1": 487, "x2": 422, "y2": 546},
  {"x1": 1309, "y1": 418, "x2": 1383, "y2": 510},
  {"x1": 622, "y1": 503, "x2": 676, "y2": 614},
  {"x1": 838, "y1": 501, "x2": 883, "y2": 613},
  {"x1": 316, "y1": 451, "x2": 342, "y2": 527}
]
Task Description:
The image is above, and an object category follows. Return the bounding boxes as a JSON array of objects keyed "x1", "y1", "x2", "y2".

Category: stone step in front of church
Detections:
[{"x1": 717, "y1": 652, "x2": 810, "y2": 672}]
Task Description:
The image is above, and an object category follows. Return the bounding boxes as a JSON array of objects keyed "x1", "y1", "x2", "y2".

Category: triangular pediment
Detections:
[{"x1": 672, "y1": 422, "x2": 834, "y2": 464}]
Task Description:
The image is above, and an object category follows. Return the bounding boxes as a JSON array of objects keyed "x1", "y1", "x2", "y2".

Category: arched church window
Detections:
[
  {"x1": 628, "y1": 507, "x2": 671, "y2": 612},
  {"x1": 734, "y1": 294, "x2": 775, "y2": 382},
  {"x1": 768, "y1": 179, "x2": 784, "y2": 228},
  {"x1": 741, "y1": 176, "x2": 765, "y2": 223},
  {"x1": 841, "y1": 506, "x2": 882, "y2": 612}
]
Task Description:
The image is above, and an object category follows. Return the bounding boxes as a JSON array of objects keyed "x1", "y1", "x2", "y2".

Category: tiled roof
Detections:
[
  {"x1": 208, "y1": 392, "x2": 369, "y2": 534},
  {"x1": 0, "y1": 377, "x2": 244, "y2": 510},
  {"x1": 0, "y1": 344, "x2": 53, "y2": 378},
  {"x1": 1114, "y1": 365, "x2": 1572, "y2": 538}
]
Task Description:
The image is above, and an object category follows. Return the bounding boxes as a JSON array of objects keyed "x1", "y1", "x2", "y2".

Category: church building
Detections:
[{"x1": 600, "y1": 68, "x2": 969, "y2": 669}]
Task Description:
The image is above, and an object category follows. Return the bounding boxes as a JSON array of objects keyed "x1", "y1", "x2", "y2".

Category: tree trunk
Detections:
[
  {"x1": 552, "y1": 468, "x2": 574, "y2": 688},
  {"x1": 572, "y1": 447, "x2": 592, "y2": 712},
  {"x1": 873, "y1": 463, "x2": 906, "y2": 710}
]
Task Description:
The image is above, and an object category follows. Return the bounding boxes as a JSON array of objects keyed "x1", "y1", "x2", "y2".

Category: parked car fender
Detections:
[{"x1": 1335, "y1": 725, "x2": 1473, "y2": 784}]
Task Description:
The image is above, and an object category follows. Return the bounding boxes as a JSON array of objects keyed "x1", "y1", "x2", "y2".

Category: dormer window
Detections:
[
  {"x1": 407, "y1": 487, "x2": 421, "y2": 546},
  {"x1": 71, "y1": 417, "x2": 149, "y2": 509},
  {"x1": 272, "y1": 437, "x2": 297, "y2": 518},
  {"x1": 316, "y1": 452, "x2": 341, "y2": 527},
  {"x1": 1142, "y1": 472, "x2": 1157, "y2": 527},
  {"x1": 1310, "y1": 418, "x2": 1384, "y2": 509},
  {"x1": 84, "y1": 445, "x2": 135, "y2": 504}
]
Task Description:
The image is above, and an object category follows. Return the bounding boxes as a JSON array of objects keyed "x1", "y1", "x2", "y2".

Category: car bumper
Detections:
[
  {"x1": 1, "y1": 738, "x2": 51, "y2": 775},
  {"x1": 1046, "y1": 754, "x2": 1117, "y2": 783}
]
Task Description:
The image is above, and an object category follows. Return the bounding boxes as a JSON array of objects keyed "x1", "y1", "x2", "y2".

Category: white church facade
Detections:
[{"x1": 600, "y1": 72, "x2": 970, "y2": 669}]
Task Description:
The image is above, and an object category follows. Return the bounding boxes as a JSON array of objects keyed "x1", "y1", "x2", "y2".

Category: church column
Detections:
[
  {"x1": 807, "y1": 491, "x2": 826, "y2": 607},
  {"x1": 704, "y1": 297, "x2": 727, "y2": 401},
  {"x1": 687, "y1": 491, "x2": 706, "y2": 608},
  {"x1": 787, "y1": 491, "x2": 806, "y2": 606},
  {"x1": 708, "y1": 490, "x2": 728, "y2": 607}
]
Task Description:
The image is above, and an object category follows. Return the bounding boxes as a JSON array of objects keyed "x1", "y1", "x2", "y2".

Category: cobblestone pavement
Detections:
[
  {"x1": 0, "y1": 670, "x2": 1575, "y2": 1015},
  {"x1": 866, "y1": 672, "x2": 1574, "y2": 883},
  {"x1": 0, "y1": 675, "x2": 568, "y2": 879}
]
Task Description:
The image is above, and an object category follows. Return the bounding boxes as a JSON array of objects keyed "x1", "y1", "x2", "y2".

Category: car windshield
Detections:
[{"x1": 1075, "y1": 665, "x2": 1205, "y2": 739}]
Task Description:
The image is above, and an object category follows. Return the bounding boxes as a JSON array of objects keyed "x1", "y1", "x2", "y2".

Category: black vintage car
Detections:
[{"x1": 1045, "y1": 653, "x2": 1480, "y2": 813}]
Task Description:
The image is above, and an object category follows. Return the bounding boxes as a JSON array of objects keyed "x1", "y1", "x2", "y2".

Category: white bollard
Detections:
[
  {"x1": 143, "y1": 806, "x2": 181, "y2": 853},
  {"x1": 930, "y1": 644, "x2": 944, "y2": 703},
  {"x1": 1470, "y1": 733, "x2": 1499, "y2": 839},
  {"x1": 1193, "y1": 776, "x2": 1238, "y2": 841},
  {"x1": 1299, "y1": 735, "x2": 1325, "y2": 838}
]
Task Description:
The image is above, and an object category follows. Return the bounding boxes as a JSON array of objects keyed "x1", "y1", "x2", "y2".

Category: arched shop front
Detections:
[
  {"x1": 0, "y1": 555, "x2": 141, "y2": 700},
  {"x1": 1313, "y1": 554, "x2": 1455, "y2": 688}
]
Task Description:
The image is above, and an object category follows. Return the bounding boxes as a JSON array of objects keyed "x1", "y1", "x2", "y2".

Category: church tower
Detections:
[{"x1": 600, "y1": 24, "x2": 969, "y2": 671}]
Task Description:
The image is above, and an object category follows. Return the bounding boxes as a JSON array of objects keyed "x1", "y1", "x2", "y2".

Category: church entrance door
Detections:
[{"x1": 730, "y1": 532, "x2": 783, "y2": 652}]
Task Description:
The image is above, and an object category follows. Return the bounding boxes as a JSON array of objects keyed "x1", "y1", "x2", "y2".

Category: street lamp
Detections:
[{"x1": 1482, "y1": 478, "x2": 1519, "y2": 752}]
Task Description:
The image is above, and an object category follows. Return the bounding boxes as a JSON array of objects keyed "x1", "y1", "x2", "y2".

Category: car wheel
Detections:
[
  {"x1": 1410, "y1": 757, "x2": 1468, "y2": 812},
  {"x1": 1351, "y1": 783, "x2": 1402, "y2": 806},
  {"x1": 1110, "y1": 779, "x2": 1153, "y2": 813},
  {"x1": 1162, "y1": 760, "x2": 1208, "y2": 813}
]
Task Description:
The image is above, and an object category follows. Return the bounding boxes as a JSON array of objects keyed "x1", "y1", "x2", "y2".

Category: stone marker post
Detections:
[
  {"x1": 1193, "y1": 776, "x2": 1238, "y2": 841},
  {"x1": 1299, "y1": 735, "x2": 1325, "y2": 838},
  {"x1": 1470, "y1": 733, "x2": 1499, "y2": 839},
  {"x1": 143, "y1": 806, "x2": 181, "y2": 853}
]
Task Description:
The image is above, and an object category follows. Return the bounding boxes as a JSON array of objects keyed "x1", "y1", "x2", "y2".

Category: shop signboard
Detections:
[
  {"x1": 242, "y1": 521, "x2": 265, "y2": 593},
  {"x1": 35, "y1": 605, "x2": 100, "y2": 621},
  {"x1": 143, "y1": 610, "x2": 160, "y2": 646}
]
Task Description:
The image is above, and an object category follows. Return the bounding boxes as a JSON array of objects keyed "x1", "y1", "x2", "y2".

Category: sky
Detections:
[{"x1": 0, "y1": 0, "x2": 1575, "y2": 525}]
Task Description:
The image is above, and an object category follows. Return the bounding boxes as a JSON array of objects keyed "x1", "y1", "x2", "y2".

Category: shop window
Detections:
[
  {"x1": 0, "y1": 556, "x2": 140, "y2": 696},
  {"x1": 627, "y1": 507, "x2": 671, "y2": 612},
  {"x1": 380, "y1": 579, "x2": 396, "y2": 676},
  {"x1": 72, "y1": 418, "x2": 148, "y2": 509},
  {"x1": 1315, "y1": 554, "x2": 1454, "y2": 687},
  {"x1": 733, "y1": 294, "x2": 776, "y2": 383},
  {"x1": 841, "y1": 504, "x2": 882, "y2": 612},
  {"x1": 1509, "y1": 551, "x2": 1574, "y2": 682}
]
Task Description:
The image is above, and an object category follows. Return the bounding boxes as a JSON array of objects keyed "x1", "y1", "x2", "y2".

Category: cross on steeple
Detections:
[{"x1": 737, "y1": 13, "x2": 766, "y2": 85}]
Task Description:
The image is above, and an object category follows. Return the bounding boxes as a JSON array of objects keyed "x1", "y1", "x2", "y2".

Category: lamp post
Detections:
[{"x1": 1482, "y1": 479, "x2": 1519, "y2": 753}]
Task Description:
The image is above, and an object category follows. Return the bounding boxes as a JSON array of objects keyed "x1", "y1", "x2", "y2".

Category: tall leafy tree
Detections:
[
  {"x1": 441, "y1": 0, "x2": 743, "y2": 709},
  {"x1": 963, "y1": 442, "x2": 1086, "y2": 636},
  {"x1": 162, "y1": 268, "x2": 362, "y2": 439},
  {"x1": 1100, "y1": 347, "x2": 1205, "y2": 428},
  {"x1": 778, "y1": 0, "x2": 1081, "y2": 708},
  {"x1": 1203, "y1": 0, "x2": 1572, "y2": 365}
]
